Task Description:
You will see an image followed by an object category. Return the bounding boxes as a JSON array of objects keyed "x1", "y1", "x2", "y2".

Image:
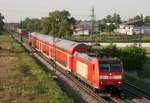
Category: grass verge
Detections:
[{"x1": 0, "y1": 32, "x2": 76, "y2": 103}]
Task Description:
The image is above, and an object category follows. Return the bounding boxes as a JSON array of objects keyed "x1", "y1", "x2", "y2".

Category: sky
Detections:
[{"x1": 0, "y1": 0, "x2": 150, "y2": 23}]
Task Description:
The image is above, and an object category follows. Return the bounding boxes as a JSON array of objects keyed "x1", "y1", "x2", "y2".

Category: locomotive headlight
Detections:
[
  {"x1": 100, "y1": 76, "x2": 108, "y2": 80},
  {"x1": 118, "y1": 81, "x2": 121, "y2": 84},
  {"x1": 113, "y1": 75, "x2": 122, "y2": 79}
]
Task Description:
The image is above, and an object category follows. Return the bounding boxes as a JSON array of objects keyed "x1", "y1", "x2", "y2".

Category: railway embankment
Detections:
[{"x1": 0, "y1": 32, "x2": 77, "y2": 103}]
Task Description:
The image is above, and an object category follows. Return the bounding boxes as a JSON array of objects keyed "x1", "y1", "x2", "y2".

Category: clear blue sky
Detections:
[{"x1": 0, "y1": 0, "x2": 150, "y2": 23}]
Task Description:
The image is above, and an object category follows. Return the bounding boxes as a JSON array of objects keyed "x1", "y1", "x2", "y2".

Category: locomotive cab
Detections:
[{"x1": 99, "y1": 57, "x2": 124, "y2": 91}]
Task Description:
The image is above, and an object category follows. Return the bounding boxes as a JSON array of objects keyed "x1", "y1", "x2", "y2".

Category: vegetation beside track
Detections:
[
  {"x1": 66, "y1": 34, "x2": 150, "y2": 43},
  {"x1": 0, "y1": 32, "x2": 75, "y2": 103}
]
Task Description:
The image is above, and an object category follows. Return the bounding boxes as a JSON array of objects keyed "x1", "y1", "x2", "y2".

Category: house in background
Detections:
[
  {"x1": 114, "y1": 19, "x2": 150, "y2": 35},
  {"x1": 72, "y1": 21, "x2": 94, "y2": 35}
]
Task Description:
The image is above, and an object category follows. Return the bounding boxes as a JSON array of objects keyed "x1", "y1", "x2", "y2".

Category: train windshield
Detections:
[
  {"x1": 110, "y1": 64, "x2": 121, "y2": 72},
  {"x1": 100, "y1": 63, "x2": 121, "y2": 72},
  {"x1": 100, "y1": 64, "x2": 110, "y2": 72}
]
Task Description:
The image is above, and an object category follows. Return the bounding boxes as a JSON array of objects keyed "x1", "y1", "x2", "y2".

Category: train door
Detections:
[
  {"x1": 39, "y1": 41, "x2": 41, "y2": 50},
  {"x1": 51, "y1": 47, "x2": 56, "y2": 59},
  {"x1": 67, "y1": 54, "x2": 72, "y2": 72},
  {"x1": 49, "y1": 46, "x2": 52, "y2": 58},
  {"x1": 92, "y1": 65, "x2": 95, "y2": 82}
]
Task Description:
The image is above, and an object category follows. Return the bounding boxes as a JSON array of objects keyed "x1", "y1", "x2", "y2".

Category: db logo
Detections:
[{"x1": 108, "y1": 76, "x2": 112, "y2": 79}]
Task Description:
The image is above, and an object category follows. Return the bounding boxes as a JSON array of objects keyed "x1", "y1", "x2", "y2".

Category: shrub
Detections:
[
  {"x1": 19, "y1": 64, "x2": 30, "y2": 75},
  {"x1": 100, "y1": 44, "x2": 120, "y2": 57},
  {"x1": 120, "y1": 46, "x2": 146, "y2": 74}
]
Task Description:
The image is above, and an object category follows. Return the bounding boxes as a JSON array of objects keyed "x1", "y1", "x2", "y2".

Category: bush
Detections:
[
  {"x1": 19, "y1": 64, "x2": 30, "y2": 75},
  {"x1": 100, "y1": 44, "x2": 120, "y2": 57},
  {"x1": 120, "y1": 46, "x2": 146, "y2": 74}
]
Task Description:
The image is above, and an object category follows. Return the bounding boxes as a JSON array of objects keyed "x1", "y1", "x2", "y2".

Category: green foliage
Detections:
[
  {"x1": 20, "y1": 18, "x2": 42, "y2": 32},
  {"x1": 24, "y1": 56, "x2": 75, "y2": 103},
  {"x1": 144, "y1": 16, "x2": 150, "y2": 26},
  {"x1": 101, "y1": 44, "x2": 120, "y2": 57},
  {"x1": 97, "y1": 13, "x2": 121, "y2": 32},
  {"x1": 17, "y1": 52, "x2": 75, "y2": 103},
  {"x1": 97, "y1": 22, "x2": 106, "y2": 32},
  {"x1": 41, "y1": 17, "x2": 51, "y2": 34},
  {"x1": 19, "y1": 64, "x2": 30, "y2": 75},
  {"x1": 0, "y1": 12, "x2": 4, "y2": 33},
  {"x1": 129, "y1": 15, "x2": 142, "y2": 21},
  {"x1": 111, "y1": 13, "x2": 121, "y2": 24},
  {"x1": 12, "y1": 41, "x2": 24, "y2": 52},
  {"x1": 120, "y1": 46, "x2": 146, "y2": 73},
  {"x1": 41, "y1": 10, "x2": 76, "y2": 37}
]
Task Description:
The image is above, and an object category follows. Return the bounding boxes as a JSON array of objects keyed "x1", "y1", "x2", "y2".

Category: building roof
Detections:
[
  {"x1": 74, "y1": 21, "x2": 93, "y2": 31},
  {"x1": 120, "y1": 19, "x2": 143, "y2": 26}
]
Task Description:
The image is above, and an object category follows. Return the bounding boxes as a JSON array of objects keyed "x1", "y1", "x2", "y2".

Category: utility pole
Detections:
[
  {"x1": 139, "y1": 14, "x2": 143, "y2": 48},
  {"x1": 52, "y1": 18, "x2": 59, "y2": 78},
  {"x1": 90, "y1": 6, "x2": 95, "y2": 35}
]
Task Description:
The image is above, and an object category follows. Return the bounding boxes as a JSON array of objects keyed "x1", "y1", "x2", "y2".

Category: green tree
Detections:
[
  {"x1": 120, "y1": 46, "x2": 146, "y2": 75},
  {"x1": 0, "y1": 12, "x2": 4, "y2": 32},
  {"x1": 20, "y1": 18, "x2": 30, "y2": 28},
  {"x1": 97, "y1": 20, "x2": 107, "y2": 32},
  {"x1": 41, "y1": 17, "x2": 51, "y2": 34},
  {"x1": 106, "y1": 15, "x2": 112, "y2": 23},
  {"x1": 144, "y1": 16, "x2": 150, "y2": 26},
  {"x1": 58, "y1": 19, "x2": 72, "y2": 37},
  {"x1": 97, "y1": 13, "x2": 121, "y2": 32},
  {"x1": 112, "y1": 13, "x2": 121, "y2": 25},
  {"x1": 41, "y1": 10, "x2": 76, "y2": 37},
  {"x1": 20, "y1": 18, "x2": 42, "y2": 32},
  {"x1": 109, "y1": 23, "x2": 116, "y2": 32},
  {"x1": 129, "y1": 15, "x2": 142, "y2": 21}
]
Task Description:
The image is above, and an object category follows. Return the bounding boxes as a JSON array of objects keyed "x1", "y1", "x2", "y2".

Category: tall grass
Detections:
[{"x1": 16, "y1": 44, "x2": 75, "y2": 103}]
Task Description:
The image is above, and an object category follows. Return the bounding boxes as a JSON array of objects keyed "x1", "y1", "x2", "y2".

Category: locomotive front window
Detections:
[
  {"x1": 100, "y1": 63, "x2": 121, "y2": 72},
  {"x1": 110, "y1": 64, "x2": 121, "y2": 72},
  {"x1": 100, "y1": 64, "x2": 109, "y2": 72}
]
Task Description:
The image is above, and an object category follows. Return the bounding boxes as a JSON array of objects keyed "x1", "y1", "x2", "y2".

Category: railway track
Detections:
[
  {"x1": 125, "y1": 81, "x2": 150, "y2": 99},
  {"x1": 123, "y1": 81, "x2": 150, "y2": 103},
  {"x1": 11, "y1": 32, "x2": 150, "y2": 103}
]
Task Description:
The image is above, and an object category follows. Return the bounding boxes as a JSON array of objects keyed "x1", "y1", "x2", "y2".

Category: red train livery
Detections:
[{"x1": 28, "y1": 32, "x2": 124, "y2": 91}]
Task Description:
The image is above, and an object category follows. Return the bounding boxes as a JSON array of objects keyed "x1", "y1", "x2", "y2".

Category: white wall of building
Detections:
[
  {"x1": 114, "y1": 25, "x2": 134, "y2": 35},
  {"x1": 115, "y1": 25, "x2": 150, "y2": 35},
  {"x1": 73, "y1": 30, "x2": 90, "y2": 35}
]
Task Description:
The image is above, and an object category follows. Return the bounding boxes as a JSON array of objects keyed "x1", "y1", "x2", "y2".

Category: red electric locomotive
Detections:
[{"x1": 28, "y1": 32, "x2": 124, "y2": 91}]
